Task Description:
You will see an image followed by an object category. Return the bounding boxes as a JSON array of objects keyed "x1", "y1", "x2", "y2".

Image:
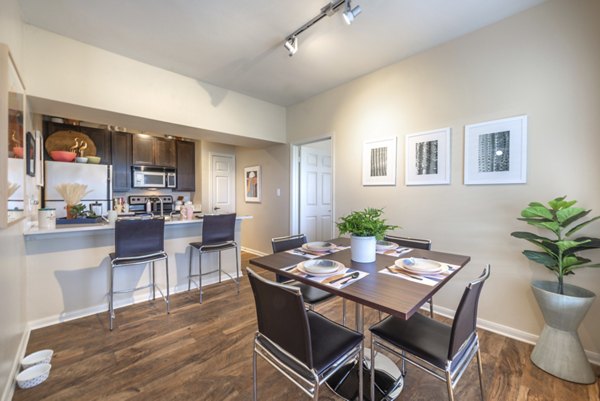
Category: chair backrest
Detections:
[
  {"x1": 247, "y1": 267, "x2": 314, "y2": 369},
  {"x1": 448, "y1": 265, "x2": 491, "y2": 360},
  {"x1": 115, "y1": 218, "x2": 165, "y2": 258},
  {"x1": 271, "y1": 234, "x2": 308, "y2": 253},
  {"x1": 384, "y1": 234, "x2": 432, "y2": 250},
  {"x1": 202, "y1": 213, "x2": 236, "y2": 246}
]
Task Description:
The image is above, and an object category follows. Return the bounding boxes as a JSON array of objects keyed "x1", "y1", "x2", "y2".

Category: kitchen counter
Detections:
[{"x1": 23, "y1": 215, "x2": 252, "y2": 328}]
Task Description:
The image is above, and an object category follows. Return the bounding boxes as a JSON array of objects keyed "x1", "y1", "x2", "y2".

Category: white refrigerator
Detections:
[{"x1": 44, "y1": 161, "x2": 112, "y2": 218}]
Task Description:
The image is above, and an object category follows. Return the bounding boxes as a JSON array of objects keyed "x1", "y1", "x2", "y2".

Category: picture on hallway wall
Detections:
[
  {"x1": 464, "y1": 115, "x2": 527, "y2": 185},
  {"x1": 362, "y1": 137, "x2": 396, "y2": 186},
  {"x1": 244, "y1": 165, "x2": 261, "y2": 202},
  {"x1": 405, "y1": 128, "x2": 451, "y2": 185}
]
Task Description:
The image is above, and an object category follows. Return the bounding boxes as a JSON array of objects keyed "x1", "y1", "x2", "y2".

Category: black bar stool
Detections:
[
  {"x1": 108, "y1": 218, "x2": 170, "y2": 331},
  {"x1": 188, "y1": 213, "x2": 239, "y2": 303}
]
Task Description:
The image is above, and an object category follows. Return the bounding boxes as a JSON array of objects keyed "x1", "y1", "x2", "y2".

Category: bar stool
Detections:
[
  {"x1": 108, "y1": 218, "x2": 170, "y2": 331},
  {"x1": 188, "y1": 213, "x2": 239, "y2": 303}
]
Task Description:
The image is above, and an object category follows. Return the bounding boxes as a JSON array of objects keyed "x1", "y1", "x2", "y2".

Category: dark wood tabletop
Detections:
[{"x1": 248, "y1": 238, "x2": 471, "y2": 320}]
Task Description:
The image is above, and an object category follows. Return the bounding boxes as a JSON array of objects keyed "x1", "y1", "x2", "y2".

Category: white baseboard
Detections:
[
  {"x1": 432, "y1": 305, "x2": 600, "y2": 366},
  {"x1": 241, "y1": 247, "x2": 267, "y2": 257},
  {"x1": 1, "y1": 328, "x2": 30, "y2": 401}
]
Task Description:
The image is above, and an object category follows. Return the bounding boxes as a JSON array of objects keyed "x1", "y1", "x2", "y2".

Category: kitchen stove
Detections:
[{"x1": 128, "y1": 195, "x2": 174, "y2": 216}]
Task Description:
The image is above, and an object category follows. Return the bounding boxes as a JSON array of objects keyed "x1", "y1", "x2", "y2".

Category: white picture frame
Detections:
[
  {"x1": 362, "y1": 137, "x2": 397, "y2": 186},
  {"x1": 405, "y1": 128, "x2": 451, "y2": 186},
  {"x1": 464, "y1": 115, "x2": 527, "y2": 185},
  {"x1": 244, "y1": 165, "x2": 261, "y2": 202}
]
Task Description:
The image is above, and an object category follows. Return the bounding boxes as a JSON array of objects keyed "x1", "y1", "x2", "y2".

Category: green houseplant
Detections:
[
  {"x1": 510, "y1": 196, "x2": 600, "y2": 383},
  {"x1": 337, "y1": 208, "x2": 397, "y2": 262}
]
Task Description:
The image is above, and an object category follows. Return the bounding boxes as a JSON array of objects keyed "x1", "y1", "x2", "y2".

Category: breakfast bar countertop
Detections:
[{"x1": 24, "y1": 215, "x2": 253, "y2": 240}]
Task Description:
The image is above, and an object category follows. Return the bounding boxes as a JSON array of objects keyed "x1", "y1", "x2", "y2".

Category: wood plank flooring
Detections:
[{"x1": 13, "y1": 252, "x2": 600, "y2": 401}]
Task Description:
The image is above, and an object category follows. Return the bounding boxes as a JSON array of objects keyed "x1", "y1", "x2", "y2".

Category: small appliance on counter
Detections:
[{"x1": 128, "y1": 195, "x2": 174, "y2": 216}]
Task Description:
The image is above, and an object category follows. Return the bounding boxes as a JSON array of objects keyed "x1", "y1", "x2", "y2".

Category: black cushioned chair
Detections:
[
  {"x1": 384, "y1": 234, "x2": 435, "y2": 317},
  {"x1": 247, "y1": 267, "x2": 364, "y2": 400},
  {"x1": 188, "y1": 213, "x2": 239, "y2": 303},
  {"x1": 369, "y1": 265, "x2": 490, "y2": 401},
  {"x1": 109, "y1": 218, "x2": 170, "y2": 331}
]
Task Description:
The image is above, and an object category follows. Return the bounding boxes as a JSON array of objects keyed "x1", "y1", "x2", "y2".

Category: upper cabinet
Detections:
[
  {"x1": 111, "y1": 131, "x2": 132, "y2": 192},
  {"x1": 44, "y1": 121, "x2": 111, "y2": 164},
  {"x1": 132, "y1": 134, "x2": 176, "y2": 167},
  {"x1": 176, "y1": 140, "x2": 195, "y2": 191}
]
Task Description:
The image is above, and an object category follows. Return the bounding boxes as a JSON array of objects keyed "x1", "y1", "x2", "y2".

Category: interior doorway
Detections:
[{"x1": 291, "y1": 138, "x2": 334, "y2": 242}]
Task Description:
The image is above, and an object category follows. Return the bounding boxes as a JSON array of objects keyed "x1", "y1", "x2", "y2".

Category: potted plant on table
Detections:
[
  {"x1": 511, "y1": 196, "x2": 600, "y2": 383},
  {"x1": 337, "y1": 207, "x2": 397, "y2": 263}
]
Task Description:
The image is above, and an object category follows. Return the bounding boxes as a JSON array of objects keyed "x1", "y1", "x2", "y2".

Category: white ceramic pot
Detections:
[{"x1": 350, "y1": 235, "x2": 376, "y2": 263}]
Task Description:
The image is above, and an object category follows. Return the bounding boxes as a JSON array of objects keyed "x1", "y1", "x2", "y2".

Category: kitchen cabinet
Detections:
[
  {"x1": 176, "y1": 140, "x2": 195, "y2": 191},
  {"x1": 132, "y1": 134, "x2": 176, "y2": 167},
  {"x1": 44, "y1": 121, "x2": 111, "y2": 164},
  {"x1": 111, "y1": 131, "x2": 132, "y2": 192}
]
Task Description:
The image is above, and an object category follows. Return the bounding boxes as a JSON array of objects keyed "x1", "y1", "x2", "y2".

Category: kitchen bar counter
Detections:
[{"x1": 24, "y1": 215, "x2": 252, "y2": 328}]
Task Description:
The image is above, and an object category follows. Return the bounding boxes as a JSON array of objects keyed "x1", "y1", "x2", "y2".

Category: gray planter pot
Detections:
[{"x1": 530, "y1": 280, "x2": 596, "y2": 384}]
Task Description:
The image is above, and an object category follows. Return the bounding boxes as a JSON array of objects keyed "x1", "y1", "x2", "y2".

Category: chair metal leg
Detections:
[
  {"x1": 312, "y1": 381, "x2": 319, "y2": 400},
  {"x1": 235, "y1": 246, "x2": 240, "y2": 294},
  {"x1": 370, "y1": 337, "x2": 376, "y2": 401},
  {"x1": 252, "y1": 347, "x2": 258, "y2": 401},
  {"x1": 476, "y1": 347, "x2": 485, "y2": 400},
  {"x1": 401, "y1": 350, "x2": 406, "y2": 376},
  {"x1": 165, "y1": 258, "x2": 170, "y2": 314},
  {"x1": 188, "y1": 246, "x2": 193, "y2": 291},
  {"x1": 342, "y1": 299, "x2": 347, "y2": 326},
  {"x1": 152, "y1": 261, "x2": 156, "y2": 301},
  {"x1": 109, "y1": 264, "x2": 115, "y2": 331},
  {"x1": 429, "y1": 298, "x2": 434, "y2": 318},
  {"x1": 198, "y1": 250, "x2": 203, "y2": 304},
  {"x1": 445, "y1": 370, "x2": 455, "y2": 401},
  {"x1": 218, "y1": 251, "x2": 222, "y2": 283}
]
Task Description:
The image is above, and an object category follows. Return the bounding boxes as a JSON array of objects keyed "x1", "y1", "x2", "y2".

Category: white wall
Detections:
[
  {"x1": 288, "y1": 0, "x2": 600, "y2": 354},
  {"x1": 21, "y1": 25, "x2": 286, "y2": 144}
]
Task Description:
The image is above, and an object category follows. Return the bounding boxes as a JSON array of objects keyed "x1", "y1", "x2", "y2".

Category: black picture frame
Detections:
[{"x1": 26, "y1": 131, "x2": 35, "y2": 177}]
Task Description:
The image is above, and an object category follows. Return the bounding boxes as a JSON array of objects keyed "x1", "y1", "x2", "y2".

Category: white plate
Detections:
[
  {"x1": 297, "y1": 260, "x2": 345, "y2": 276},
  {"x1": 395, "y1": 258, "x2": 445, "y2": 275},
  {"x1": 303, "y1": 241, "x2": 336, "y2": 252},
  {"x1": 376, "y1": 240, "x2": 397, "y2": 251}
]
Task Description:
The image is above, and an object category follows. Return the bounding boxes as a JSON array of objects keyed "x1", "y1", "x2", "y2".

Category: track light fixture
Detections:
[
  {"x1": 283, "y1": 0, "x2": 362, "y2": 56},
  {"x1": 343, "y1": 0, "x2": 362, "y2": 25}
]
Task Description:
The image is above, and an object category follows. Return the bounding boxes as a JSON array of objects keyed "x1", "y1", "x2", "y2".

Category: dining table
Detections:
[{"x1": 248, "y1": 237, "x2": 471, "y2": 401}]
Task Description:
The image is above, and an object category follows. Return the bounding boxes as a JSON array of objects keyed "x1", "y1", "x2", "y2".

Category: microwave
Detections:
[{"x1": 132, "y1": 166, "x2": 177, "y2": 188}]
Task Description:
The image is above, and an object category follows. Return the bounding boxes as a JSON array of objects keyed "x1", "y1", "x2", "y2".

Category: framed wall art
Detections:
[
  {"x1": 244, "y1": 165, "x2": 261, "y2": 202},
  {"x1": 464, "y1": 115, "x2": 527, "y2": 185},
  {"x1": 362, "y1": 137, "x2": 397, "y2": 186},
  {"x1": 405, "y1": 128, "x2": 451, "y2": 186}
]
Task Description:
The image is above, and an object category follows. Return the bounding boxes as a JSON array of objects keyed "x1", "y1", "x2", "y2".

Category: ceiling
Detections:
[{"x1": 19, "y1": 0, "x2": 545, "y2": 107}]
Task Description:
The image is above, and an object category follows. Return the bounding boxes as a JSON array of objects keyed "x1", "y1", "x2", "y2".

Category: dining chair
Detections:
[
  {"x1": 369, "y1": 265, "x2": 491, "y2": 401},
  {"x1": 271, "y1": 235, "x2": 347, "y2": 326},
  {"x1": 247, "y1": 267, "x2": 364, "y2": 401},
  {"x1": 384, "y1": 234, "x2": 435, "y2": 317},
  {"x1": 108, "y1": 218, "x2": 170, "y2": 331},
  {"x1": 188, "y1": 213, "x2": 239, "y2": 303}
]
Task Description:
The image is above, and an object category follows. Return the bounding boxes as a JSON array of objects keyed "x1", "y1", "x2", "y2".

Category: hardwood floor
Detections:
[{"x1": 13, "y1": 252, "x2": 599, "y2": 401}]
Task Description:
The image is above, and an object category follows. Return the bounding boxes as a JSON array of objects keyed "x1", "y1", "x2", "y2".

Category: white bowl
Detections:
[
  {"x1": 75, "y1": 157, "x2": 88, "y2": 163},
  {"x1": 21, "y1": 349, "x2": 53, "y2": 369},
  {"x1": 16, "y1": 363, "x2": 51, "y2": 389}
]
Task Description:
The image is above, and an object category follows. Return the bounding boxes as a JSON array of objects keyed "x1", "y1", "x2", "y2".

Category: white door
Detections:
[
  {"x1": 210, "y1": 154, "x2": 235, "y2": 214},
  {"x1": 300, "y1": 142, "x2": 333, "y2": 241}
]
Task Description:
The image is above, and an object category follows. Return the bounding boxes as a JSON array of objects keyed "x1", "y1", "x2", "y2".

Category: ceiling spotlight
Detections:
[
  {"x1": 342, "y1": 0, "x2": 362, "y2": 25},
  {"x1": 284, "y1": 36, "x2": 298, "y2": 57}
]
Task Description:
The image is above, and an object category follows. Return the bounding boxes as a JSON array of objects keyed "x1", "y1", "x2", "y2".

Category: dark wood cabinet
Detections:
[
  {"x1": 132, "y1": 134, "x2": 176, "y2": 167},
  {"x1": 176, "y1": 140, "x2": 195, "y2": 191},
  {"x1": 111, "y1": 131, "x2": 132, "y2": 192},
  {"x1": 44, "y1": 121, "x2": 111, "y2": 164}
]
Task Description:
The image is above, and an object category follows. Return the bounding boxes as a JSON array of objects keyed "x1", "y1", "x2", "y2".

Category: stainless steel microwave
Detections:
[{"x1": 132, "y1": 166, "x2": 177, "y2": 188}]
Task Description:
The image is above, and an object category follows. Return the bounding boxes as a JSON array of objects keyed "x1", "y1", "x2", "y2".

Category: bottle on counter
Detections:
[
  {"x1": 146, "y1": 199, "x2": 151, "y2": 213},
  {"x1": 123, "y1": 202, "x2": 129, "y2": 213}
]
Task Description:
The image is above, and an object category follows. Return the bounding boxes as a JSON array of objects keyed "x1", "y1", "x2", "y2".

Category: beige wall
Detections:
[
  {"x1": 288, "y1": 0, "x2": 600, "y2": 354},
  {"x1": 236, "y1": 144, "x2": 290, "y2": 254}
]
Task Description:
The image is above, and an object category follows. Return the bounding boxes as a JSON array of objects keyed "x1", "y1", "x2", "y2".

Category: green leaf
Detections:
[
  {"x1": 548, "y1": 196, "x2": 573, "y2": 210},
  {"x1": 538, "y1": 221, "x2": 560, "y2": 234},
  {"x1": 556, "y1": 207, "x2": 587, "y2": 225},
  {"x1": 562, "y1": 255, "x2": 589, "y2": 269},
  {"x1": 528, "y1": 201, "x2": 545, "y2": 208},
  {"x1": 523, "y1": 250, "x2": 558, "y2": 268},
  {"x1": 556, "y1": 239, "x2": 589, "y2": 252},
  {"x1": 510, "y1": 231, "x2": 552, "y2": 241},
  {"x1": 565, "y1": 216, "x2": 600, "y2": 237},
  {"x1": 521, "y1": 206, "x2": 553, "y2": 219}
]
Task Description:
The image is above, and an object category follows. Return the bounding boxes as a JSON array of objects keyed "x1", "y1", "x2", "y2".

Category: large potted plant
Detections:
[
  {"x1": 511, "y1": 196, "x2": 600, "y2": 383},
  {"x1": 337, "y1": 208, "x2": 397, "y2": 263}
]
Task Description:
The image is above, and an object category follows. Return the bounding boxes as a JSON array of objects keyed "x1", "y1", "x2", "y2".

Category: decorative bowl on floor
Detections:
[
  {"x1": 21, "y1": 349, "x2": 54, "y2": 369},
  {"x1": 50, "y1": 151, "x2": 76, "y2": 162},
  {"x1": 16, "y1": 363, "x2": 51, "y2": 389}
]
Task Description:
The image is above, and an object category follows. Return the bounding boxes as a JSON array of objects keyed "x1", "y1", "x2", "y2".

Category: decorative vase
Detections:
[
  {"x1": 66, "y1": 204, "x2": 76, "y2": 219},
  {"x1": 530, "y1": 280, "x2": 596, "y2": 384},
  {"x1": 350, "y1": 235, "x2": 376, "y2": 263}
]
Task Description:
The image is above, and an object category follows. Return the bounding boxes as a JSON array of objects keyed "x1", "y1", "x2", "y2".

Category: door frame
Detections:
[
  {"x1": 208, "y1": 152, "x2": 236, "y2": 213},
  {"x1": 290, "y1": 134, "x2": 335, "y2": 237}
]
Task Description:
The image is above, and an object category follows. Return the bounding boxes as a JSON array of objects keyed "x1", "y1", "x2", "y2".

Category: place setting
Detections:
[
  {"x1": 375, "y1": 240, "x2": 413, "y2": 257},
  {"x1": 379, "y1": 257, "x2": 458, "y2": 286},
  {"x1": 284, "y1": 259, "x2": 368, "y2": 289},
  {"x1": 285, "y1": 241, "x2": 350, "y2": 259}
]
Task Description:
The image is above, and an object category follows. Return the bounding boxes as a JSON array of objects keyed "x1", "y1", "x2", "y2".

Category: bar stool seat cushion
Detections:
[
  {"x1": 370, "y1": 313, "x2": 451, "y2": 370},
  {"x1": 189, "y1": 241, "x2": 236, "y2": 251},
  {"x1": 257, "y1": 310, "x2": 363, "y2": 379},
  {"x1": 109, "y1": 252, "x2": 166, "y2": 266}
]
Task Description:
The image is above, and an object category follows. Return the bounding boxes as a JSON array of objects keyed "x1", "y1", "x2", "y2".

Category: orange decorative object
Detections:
[
  {"x1": 12, "y1": 146, "x2": 23, "y2": 158},
  {"x1": 50, "y1": 151, "x2": 77, "y2": 162}
]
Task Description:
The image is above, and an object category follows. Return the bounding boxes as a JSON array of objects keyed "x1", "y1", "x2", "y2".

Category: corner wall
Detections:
[{"x1": 287, "y1": 0, "x2": 600, "y2": 354}]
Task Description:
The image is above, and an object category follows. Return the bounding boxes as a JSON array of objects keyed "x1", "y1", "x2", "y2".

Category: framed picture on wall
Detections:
[
  {"x1": 362, "y1": 137, "x2": 397, "y2": 186},
  {"x1": 405, "y1": 128, "x2": 451, "y2": 185},
  {"x1": 464, "y1": 115, "x2": 527, "y2": 185},
  {"x1": 244, "y1": 165, "x2": 261, "y2": 202}
]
